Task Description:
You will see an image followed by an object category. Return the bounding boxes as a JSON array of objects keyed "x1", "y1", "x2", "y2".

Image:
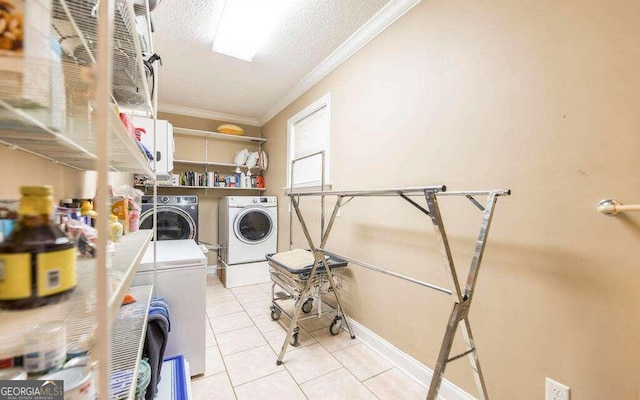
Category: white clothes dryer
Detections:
[{"x1": 218, "y1": 196, "x2": 277, "y2": 265}]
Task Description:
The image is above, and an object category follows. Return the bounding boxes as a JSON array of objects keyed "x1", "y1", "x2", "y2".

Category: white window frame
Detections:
[{"x1": 286, "y1": 93, "x2": 332, "y2": 190}]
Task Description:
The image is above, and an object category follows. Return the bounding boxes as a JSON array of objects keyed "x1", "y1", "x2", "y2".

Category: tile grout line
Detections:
[
  {"x1": 191, "y1": 345, "x2": 237, "y2": 398},
  {"x1": 231, "y1": 281, "x2": 312, "y2": 398},
  {"x1": 290, "y1": 337, "x2": 383, "y2": 399},
  {"x1": 287, "y1": 340, "x2": 381, "y2": 399},
  {"x1": 230, "y1": 367, "x2": 312, "y2": 399},
  {"x1": 309, "y1": 327, "x2": 361, "y2": 354},
  {"x1": 205, "y1": 279, "x2": 257, "y2": 399},
  {"x1": 209, "y1": 310, "x2": 254, "y2": 336},
  {"x1": 226, "y1": 283, "x2": 284, "y2": 394},
  {"x1": 210, "y1": 280, "x2": 243, "y2": 399},
  {"x1": 290, "y1": 361, "x2": 343, "y2": 386},
  {"x1": 290, "y1": 311, "x2": 382, "y2": 396},
  {"x1": 207, "y1": 277, "x2": 372, "y2": 400},
  {"x1": 328, "y1": 341, "x2": 389, "y2": 384},
  {"x1": 317, "y1": 322, "x2": 394, "y2": 394},
  {"x1": 203, "y1": 276, "x2": 405, "y2": 399},
  {"x1": 231, "y1": 367, "x2": 282, "y2": 388},
  {"x1": 208, "y1": 282, "x2": 238, "y2": 397},
  {"x1": 206, "y1": 300, "x2": 245, "y2": 318},
  {"x1": 214, "y1": 324, "x2": 268, "y2": 358},
  {"x1": 297, "y1": 350, "x2": 382, "y2": 400},
  {"x1": 255, "y1": 279, "x2": 366, "y2": 391},
  {"x1": 328, "y1": 340, "x2": 395, "y2": 383},
  {"x1": 359, "y1": 365, "x2": 396, "y2": 384},
  {"x1": 340, "y1": 363, "x2": 382, "y2": 400}
]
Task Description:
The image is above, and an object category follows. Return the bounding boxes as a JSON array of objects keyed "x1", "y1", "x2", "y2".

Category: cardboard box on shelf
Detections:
[{"x1": 111, "y1": 198, "x2": 131, "y2": 235}]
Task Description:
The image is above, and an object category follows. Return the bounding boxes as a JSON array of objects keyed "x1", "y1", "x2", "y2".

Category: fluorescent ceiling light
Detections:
[{"x1": 212, "y1": 0, "x2": 294, "y2": 62}]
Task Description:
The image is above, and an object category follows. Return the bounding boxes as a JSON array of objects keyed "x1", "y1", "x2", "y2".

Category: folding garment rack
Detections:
[{"x1": 279, "y1": 168, "x2": 510, "y2": 399}]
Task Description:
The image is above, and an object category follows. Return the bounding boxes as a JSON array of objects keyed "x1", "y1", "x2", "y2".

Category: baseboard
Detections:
[
  {"x1": 219, "y1": 260, "x2": 271, "y2": 288},
  {"x1": 347, "y1": 319, "x2": 476, "y2": 400},
  {"x1": 207, "y1": 264, "x2": 218, "y2": 274}
]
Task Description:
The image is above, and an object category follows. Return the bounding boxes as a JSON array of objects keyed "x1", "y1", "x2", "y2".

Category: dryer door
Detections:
[
  {"x1": 140, "y1": 206, "x2": 196, "y2": 240},
  {"x1": 233, "y1": 207, "x2": 274, "y2": 245}
]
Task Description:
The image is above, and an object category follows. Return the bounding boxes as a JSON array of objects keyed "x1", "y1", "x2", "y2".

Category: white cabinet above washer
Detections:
[{"x1": 132, "y1": 116, "x2": 175, "y2": 180}]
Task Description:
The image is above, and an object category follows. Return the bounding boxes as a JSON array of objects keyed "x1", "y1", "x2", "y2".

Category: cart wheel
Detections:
[
  {"x1": 290, "y1": 327, "x2": 300, "y2": 346},
  {"x1": 329, "y1": 317, "x2": 342, "y2": 335},
  {"x1": 270, "y1": 307, "x2": 281, "y2": 321},
  {"x1": 290, "y1": 332, "x2": 299, "y2": 346},
  {"x1": 302, "y1": 298, "x2": 313, "y2": 313}
]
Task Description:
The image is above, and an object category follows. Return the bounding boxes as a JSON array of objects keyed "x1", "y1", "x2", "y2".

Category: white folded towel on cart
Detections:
[{"x1": 269, "y1": 249, "x2": 317, "y2": 269}]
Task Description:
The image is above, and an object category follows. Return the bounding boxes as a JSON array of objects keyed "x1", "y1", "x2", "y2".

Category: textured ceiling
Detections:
[{"x1": 151, "y1": 0, "x2": 390, "y2": 122}]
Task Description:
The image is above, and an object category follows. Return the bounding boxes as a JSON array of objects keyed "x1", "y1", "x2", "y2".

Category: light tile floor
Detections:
[{"x1": 191, "y1": 273, "x2": 429, "y2": 399}]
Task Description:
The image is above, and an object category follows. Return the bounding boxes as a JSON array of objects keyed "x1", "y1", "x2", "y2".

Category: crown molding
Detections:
[
  {"x1": 259, "y1": 0, "x2": 422, "y2": 125},
  {"x1": 157, "y1": 103, "x2": 261, "y2": 127}
]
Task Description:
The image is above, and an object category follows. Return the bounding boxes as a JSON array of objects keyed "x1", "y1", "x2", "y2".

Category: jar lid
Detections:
[
  {"x1": 29, "y1": 321, "x2": 65, "y2": 335},
  {"x1": 40, "y1": 366, "x2": 92, "y2": 391},
  {"x1": 20, "y1": 186, "x2": 53, "y2": 196},
  {"x1": 63, "y1": 356, "x2": 89, "y2": 369}
]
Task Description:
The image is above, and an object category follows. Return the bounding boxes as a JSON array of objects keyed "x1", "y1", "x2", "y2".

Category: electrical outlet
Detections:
[{"x1": 546, "y1": 378, "x2": 570, "y2": 400}]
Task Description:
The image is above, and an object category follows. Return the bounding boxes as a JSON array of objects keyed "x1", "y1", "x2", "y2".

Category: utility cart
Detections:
[{"x1": 266, "y1": 249, "x2": 350, "y2": 346}]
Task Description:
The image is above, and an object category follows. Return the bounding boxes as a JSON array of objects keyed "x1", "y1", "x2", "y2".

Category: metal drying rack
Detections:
[{"x1": 275, "y1": 151, "x2": 510, "y2": 400}]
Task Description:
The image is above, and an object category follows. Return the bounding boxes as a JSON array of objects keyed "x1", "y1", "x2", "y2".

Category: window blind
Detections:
[{"x1": 291, "y1": 106, "x2": 328, "y2": 187}]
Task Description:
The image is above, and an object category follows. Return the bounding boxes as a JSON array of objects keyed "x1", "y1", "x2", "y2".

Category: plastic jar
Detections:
[
  {"x1": 40, "y1": 365, "x2": 96, "y2": 400},
  {"x1": 0, "y1": 368, "x2": 27, "y2": 380},
  {"x1": 109, "y1": 214, "x2": 124, "y2": 242},
  {"x1": 24, "y1": 321, "x2": 67, "y2": 375},
  {"x1": 128, "y1": 208, "x2": 140, "y2": 233}
]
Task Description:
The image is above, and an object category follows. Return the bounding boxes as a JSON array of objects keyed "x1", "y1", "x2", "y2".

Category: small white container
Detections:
[
  {"x1": 63, "y1": 356, "x2": 89, "y2": 369},
  {"x1": 0, "y1": 368, "x2": 27, "y2": 380},
  {"x1": 66, "y1": 332, "x2": 92, "y2": 360},
  {"x1": 40, "y1": 366, "x2": 96, "y2": 400},
  {"x1": 23, "y1": 321, "x2": 66, "y2": 375}
]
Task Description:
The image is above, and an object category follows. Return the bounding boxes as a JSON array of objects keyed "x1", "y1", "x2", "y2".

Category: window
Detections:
[{"x1": 287, "y1": 93, "x2": 331, "y2": 189}]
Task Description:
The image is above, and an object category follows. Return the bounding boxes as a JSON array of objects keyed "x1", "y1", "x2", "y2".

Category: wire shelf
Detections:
[
  {"x1": 108, "y1": 230, "x2": 153, "y2": 320},
  {"x1": 0, "y1": 88, "x2": 154, "y2": 174},
  {"x1": 109, "y1": 284, "x2": 153, "y2": 400},
  {"x1": 136, "y1": 184, "x2": 267, "y2": 191},
  {"x1": 0, "y1": 0, "x2": 154, "y2": 173},
  {"x1": 0, "y1": 257, "x2": 97, "y2": 361},
  {"x1": 173, "y1": 127, "x2": 267, "y2": 144},
  {"x1": 0, "y1": 230, "x2": 153, "y2": 360},
  {"x1": 52, "y1": 0, "x2": 152, "y2": 112},
  {"x1": 173, "y1": 159, "x2": 263, "y2": 170}
]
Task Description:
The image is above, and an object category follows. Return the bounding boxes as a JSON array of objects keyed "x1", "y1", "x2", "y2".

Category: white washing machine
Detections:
[
  {"x1": 218, "y1": 196, "x2": 277, "y2": 288},
  {"x1": 218, "y1": 196, "x2": 277, "y2": 265}
]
